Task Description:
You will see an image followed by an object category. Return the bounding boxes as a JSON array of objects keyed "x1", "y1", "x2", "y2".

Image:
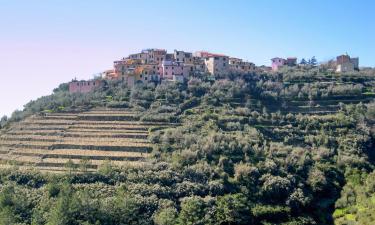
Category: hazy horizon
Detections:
[{"x1": 1, "y1": 0, "x2": 374, "y2": 117}]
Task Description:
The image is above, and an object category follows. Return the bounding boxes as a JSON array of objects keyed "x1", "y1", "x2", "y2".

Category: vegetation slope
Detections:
[{"x1": 0, "y1": 66, "x2": 374, "y2": 225}]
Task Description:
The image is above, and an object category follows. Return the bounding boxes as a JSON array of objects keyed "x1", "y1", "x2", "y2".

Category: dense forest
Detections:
[{"x1": 0, "y1": 66, "x2": 375, "y2": 225}]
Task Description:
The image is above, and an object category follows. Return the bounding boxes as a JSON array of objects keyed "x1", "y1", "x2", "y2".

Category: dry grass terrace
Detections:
[
  {"x1": 0, "y1": 140, "x2": 151, "y2": 148},
  {"x1": 25, "y1": 119, "x2": 171, "y2": 125},
  {"x1": 1, "y1": 135, "x2": 149, "y2": 144},
  {"x1": 9, "y1": 148, "x2": 150, "y2": 159},
  {"x1": 0, "y1": 108, "x2": 173, "y2": 172}
]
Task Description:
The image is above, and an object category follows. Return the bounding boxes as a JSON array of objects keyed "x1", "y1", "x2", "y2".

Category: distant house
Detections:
[
  {"x1": 203, "y1": 53, "x2": 229, "y2": 76},
  {"x1": 271, "y1": 57, "x2": 298, "y2": 71},
  {"x1": 229, "y1": 58, "x2": 255, "y2": 74},
  {"x1": 161, "y1": 61, "x2": 185, "y2": 80},
  {"x1": 336, "y1": 54, "x2": 359, "y2": 73},
  {"x1": 271, "y1": 57, "x2": 286, "y2": 71},
  {"x1": 174, "y1": 50, "x2": 193, "y2": 64},
  {"x1": 69, "y1": 79, "x2": 103, "y2": 93},
  {"x1": 286, "y1": 57, "x2": 297, "y2": 67}
]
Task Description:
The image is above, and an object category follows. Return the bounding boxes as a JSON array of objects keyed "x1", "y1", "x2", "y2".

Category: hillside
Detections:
[{"x1": 0, "y1": 67, "x2": 374, "y2": 225}]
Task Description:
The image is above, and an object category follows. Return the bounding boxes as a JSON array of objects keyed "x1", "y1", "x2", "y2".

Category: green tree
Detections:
[
  {"x1": 46, "y1": 184, "x2": 79, "y2": 225},
  {"x1": 153, "y1": 207, "x2": 178, "y2": 225},
  {"x1": 309, "y1": 56, "x2": 317, "y2": 66},
  {"x1": 215, "y1": 194, "x2": 251, "y2": 225},
  {"x1": 178, "y1": 196, "x2": 206, "y2": 225}
]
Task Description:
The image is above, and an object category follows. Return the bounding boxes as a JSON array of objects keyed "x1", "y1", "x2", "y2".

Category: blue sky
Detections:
[{"x1": 0, "y1": 0, "x2": 374, "y2": 116}]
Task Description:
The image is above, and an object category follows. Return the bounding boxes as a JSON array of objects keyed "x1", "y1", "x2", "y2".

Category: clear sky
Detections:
[{"x1": 0, "y1": 0, "x2": 374, "y2": 117}]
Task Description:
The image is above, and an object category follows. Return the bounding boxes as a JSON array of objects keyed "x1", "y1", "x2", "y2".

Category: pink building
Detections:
[
  {"x1": 271, "y1": 57, "x2": 298, "y2": 71},
  {"x1": 271, "y1": 57, "x2": 286, "y2": 71},
  {"x1": 69, "y1": 80, "x2": 103, "y2": 93}
]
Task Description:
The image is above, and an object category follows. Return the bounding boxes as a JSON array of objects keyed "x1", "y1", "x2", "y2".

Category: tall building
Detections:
[
  {"x1": 203, "y1": 53, "x2": 229, "y2": 76},
  {"x1": 336, "y1": 54, "x2": 359, "y2": 73}
]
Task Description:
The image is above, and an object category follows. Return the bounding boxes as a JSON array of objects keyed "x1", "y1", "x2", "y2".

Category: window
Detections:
[
  {"x1": 172, "y1": 67, "x2": 174, "y2": 69},
  {"x1": 223, "y1": 63, "x2": 226, "y2": 66},
  {"x1": 172, "y1": 72, "x2": 174, "y2": 75},
  {"x1": 166, "y1": 66, "x2": 168, "y2": 69},
  {"x1": 122, "y1": 72, "x2": 124, "y2": 75},
  {"x1": 165, "y1": 72, "x2": 168, "y2": 75},
  {"x1": 145, "y1": 77, "x2": 147, "y2": 80}
]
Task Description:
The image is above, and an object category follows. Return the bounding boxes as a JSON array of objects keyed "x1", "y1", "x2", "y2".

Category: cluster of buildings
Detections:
[
  {"x1": 104, "y1": 49, "x2": 255, "y2": 87},
  {"x1": 68, "y1": 49, "x2": 360, "y2": 93}
]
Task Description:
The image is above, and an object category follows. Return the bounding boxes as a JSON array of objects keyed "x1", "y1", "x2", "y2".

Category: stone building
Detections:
[
  {"x1": 69, "y1": 79, "x2": 103, "y2": 93},
  {"x1": 229, "y1": 58, "x2": 255, "y2": 74},
  {"x1": 204, "y1": 53, "x2": 229, "y2": 76},
  {"x1": 336, "y1": 54, "x2": 359, "y2": 73}
]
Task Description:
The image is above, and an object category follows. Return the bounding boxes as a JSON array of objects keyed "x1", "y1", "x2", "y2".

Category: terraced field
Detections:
[{"x1": 0, "y1": 108, "x2": 173, "y2": 173}]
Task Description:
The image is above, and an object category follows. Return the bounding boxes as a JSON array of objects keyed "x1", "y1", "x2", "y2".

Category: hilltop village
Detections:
[
  {"x1": 69, "y1": 49, "x2": 360, "y2": 93},
  {"x1": 2, "y1": 48, "x2": 374, "y2": 225}
]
